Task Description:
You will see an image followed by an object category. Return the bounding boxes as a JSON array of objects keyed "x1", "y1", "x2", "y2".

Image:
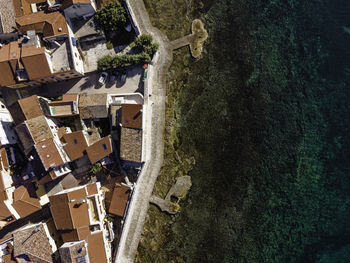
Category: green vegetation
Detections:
[
  {"x1": 137, "y1": 0, "x2": 350, "y2": 262},
  {"x1": 95, "y1": 0, "x2": 126, "y2": 32},
  {"x1": 90, "y1": 163, "x2": 102, "y2": 174},
  {"x1": 189, "y1": 19, "x2": 208, "y2": 58},
  {"x1": 97, "y1": 34, "x2": 158, "y2": 70}
]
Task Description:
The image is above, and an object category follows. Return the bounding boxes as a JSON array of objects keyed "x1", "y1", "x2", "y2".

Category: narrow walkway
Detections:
[
  {"x1": 114, "y1": 0, "x2": 173, "y2": 262},
  {"x1": 170, "y1": 34, "x2": 194, "y2": 50}
]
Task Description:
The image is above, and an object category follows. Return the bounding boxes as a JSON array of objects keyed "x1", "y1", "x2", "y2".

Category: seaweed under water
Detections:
[{"x1": 137, "y1": 0, "x2": 350, "y2": 262}]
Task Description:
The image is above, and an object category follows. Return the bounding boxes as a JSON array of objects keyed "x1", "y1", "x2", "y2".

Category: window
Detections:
[
  {"x1": 74, "y1": 139, "x2": 78, "y2": 144},
  {"x1": 102, "y1": 144, "x2": 107, "y2": 150}
]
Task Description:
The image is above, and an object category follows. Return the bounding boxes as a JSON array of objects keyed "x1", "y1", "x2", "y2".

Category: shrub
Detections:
[
  {"x1": 97, "y1": 34, "x2": 158, "y2": 71},
  {"x1": 90, "y1": 163, "x2": 102, "y2": 174}
]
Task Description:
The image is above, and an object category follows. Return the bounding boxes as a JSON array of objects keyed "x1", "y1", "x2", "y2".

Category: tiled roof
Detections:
[
  {"x1": 16, "y1": 11, "x2": 68, "y2": 37},
  {"x1": 51, "y1": 201, "x2": 90, "y2": 230},
  {"x1": 61, "y1": 226, "x2": 89, "y2": 242},
  {"x1": 35, "y1": 138, "x2": 64, "y2": 170},
  {"x1": 86, "y1": 232, "x2": 108, "y2": 263},
  {"x1": 12, "y1": 185, "x2": 41, "y2": 218},
  {"x1": 26, "y1": 115, "x2": 53, "y2": 144},
  {"x1": 13, "y1": 224, "x2": 54, "y2": 263},
  {"x1": 78, "y1": 93, "x2": 108, "y2": 119},
  {"x1": 108, "y1": 183, "x2": 131, "y2": 217},
  {"x1": 120, "y1": 127, "x2": 142, "y2": 163},
  {"x1": 8, "y1": 95, "x2": 43, "y2": 125},
  {"x1": 61, "y1": 131, "x2": 88, "y2": 161},
  {"x1": 121, "y1": 104, "x2": 142, "y2": 129},
  {"x1": 86, "y1": 136, "x2": 112, "y2": 164},
  {"x1": 21, "y1": 45, "x2": 52, "y2": 80}
]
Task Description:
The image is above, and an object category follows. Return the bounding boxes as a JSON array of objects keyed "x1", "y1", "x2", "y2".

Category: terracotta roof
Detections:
[
  {"x1": 21, "y1": 45, "x2": 52, "y2": 80},
  {"x1": 57, "y1": 127, "x2": 67, "y2": 139},
  {"x1": 49, "y1": 187, "x2": 87, "y2": 205},
  {"x1": 35, "y1": 138, "x2": 64, "y2": 170},
  {"x1": 0, "y1": 201, "x2": 13, "y2": 219},
  {"x1": 62, "y1": 93, "x2": 78, "y2": 102},
  {"x1": 78, "y1": 93, "x2": 108, "y2": 119},
  {"x1": 108, "y1": 183, "x2": 131, "y2": 217},
  {"x1": 12, "y1": 186, "x2": 41, "y2": 218},
  {"x1": 50, "y1": 201, "x2": 90, "y2": 230},
  {"x1": 86, "y1": 183, "x2": 98, "y2": 196},
  {"x1": 16, "y1": 11, "x2": 69, "y2": 37},
  {"x1": 61, "y1": 226, "x2": 89, "y2": 242},
  {"x1": 61, "y1": 131, "x2": 88, "y2": 161},
  {"x1": 0, "y1": 43, "x2": 16, "y2": 86},
  {"x1": 0, "y1": 62, "x2": 16, "y2": 86},
  {"x1": 121, "y1": 104, "x2": 142, "y2": 129},
  {"x1": 120, "y1": 127, "x2": 142, "y2": 163},
  {"x1": 12, "y1": 0, "x2": 47, "y2": 17},
  {"x1": 86, "y1": 136, "x2": 112, "y2": 164},
  {"x1": 86, "y1": 232, "x2": 108, "y2": 263},
  {"x1": 8, "y1": 95, "x2": 43, "y2": 124},
  {"x1": 0, "y1": 148, "x2": 9, "y2": 171},
  {"x1": 13, "y1": 224, "x2": 54, "y2": 263}
]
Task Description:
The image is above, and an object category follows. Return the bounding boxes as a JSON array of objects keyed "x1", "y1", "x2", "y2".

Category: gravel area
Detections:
[{"x1": 0, "y1": 0, "x2": 16, "y2": 33}]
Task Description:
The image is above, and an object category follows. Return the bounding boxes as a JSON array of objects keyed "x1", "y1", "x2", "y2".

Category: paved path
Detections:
[
  {"x1": 114, "y1": 0, "x2": 173, "y2": 262},
  {"x1": 170, "y1": 34, "x2": 195, "y2": 50}
]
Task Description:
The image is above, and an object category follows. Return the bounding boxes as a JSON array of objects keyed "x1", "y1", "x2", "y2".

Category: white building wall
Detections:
[
  {"x1": 65, "y1": 20, "x2": 85, "y2": 75},
  {"x1": 0, "y1": 101, "x2": 17, "y2": 145}
]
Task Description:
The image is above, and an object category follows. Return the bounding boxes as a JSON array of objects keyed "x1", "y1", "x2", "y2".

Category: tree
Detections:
[
  {"x1": 90, "y1": 163, "x2": 102, "y2": 174},
  {"x1": 95, "y1": 1, "x2": 127, "y2": 32}
]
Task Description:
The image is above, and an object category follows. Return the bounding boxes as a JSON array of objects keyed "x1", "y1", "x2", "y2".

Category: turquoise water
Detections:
[{"x1": 139, "y1": 0, "x2": 350, "y2": 262}]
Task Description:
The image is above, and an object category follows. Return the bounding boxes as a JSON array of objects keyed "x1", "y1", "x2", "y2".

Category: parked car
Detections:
[
  {"x1": 109, "y1": 74, "x2": 117, "y2": 84},
  {"x1": 98, "y1": 72, "x2": 108, "y2": 85},
  {"x1": 120, "y1": 72, "x2": 127, "y2": 84}
]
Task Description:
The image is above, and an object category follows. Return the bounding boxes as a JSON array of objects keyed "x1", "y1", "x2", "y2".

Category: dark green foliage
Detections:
[
  {"x1": 95, "y1": 0, "x2": 126, "y2": 32},
  {"x1": 97, "y1": 34, "x2": 157, "y2": 70},
  {"x1": 90, "y1": 163, "x2": 102, "y2": 174},
  {"x1": 137, "y1": 0, "x2": 350, "y2": 262}
]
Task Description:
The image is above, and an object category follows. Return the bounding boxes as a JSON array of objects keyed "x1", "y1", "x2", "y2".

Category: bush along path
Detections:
[{"x1": 97, "y1": 34, "x2": 159, "y2": 70}]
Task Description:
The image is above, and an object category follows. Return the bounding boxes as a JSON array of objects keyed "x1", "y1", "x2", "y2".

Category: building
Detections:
[
  {"x1": 0, "y1": 184, "x2": 41, "y2": 228},
  {"x1": 49, "y1": 183, "x2": 112, "y2": 263},
  {"x1": 60, "y1": 0, "x2": 97, "y2": 20},
  {"x1": 0, "y1": 222, "x2": 58, "y2": 262},
  {"x1": 16, "y1": 10, "x2": 69, "y2": 41},
  {"x1": 86, "y1": 135, "x2": 113, "y2": 164},
  {"x1": 108, "y1": 183, "x2": 131, "y2": 218},
  {"x1": 8, "y1": 95, "x2": 72, "y2": 179},
  {"x1": 79, "y1": 93, "x2": 109, "y2": 119},
  {"x1": 47, "y1": 94, "x2": 79, "y2": 117},
  {"x1": 120, "y1": 127, "x2": 142, "y2": 163},
  {"x1": 119, "y1": 104, "x2": 143, "y2": 165},
  {"x1": 61, "y1": 130, "x2": 88, "y2": 161},
  {"x1": 12, "y1": 0, "x2": 49, "y2": 18},
  {"x1": 0, "y1": 99, "x2": 17, "y2": 146}
]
